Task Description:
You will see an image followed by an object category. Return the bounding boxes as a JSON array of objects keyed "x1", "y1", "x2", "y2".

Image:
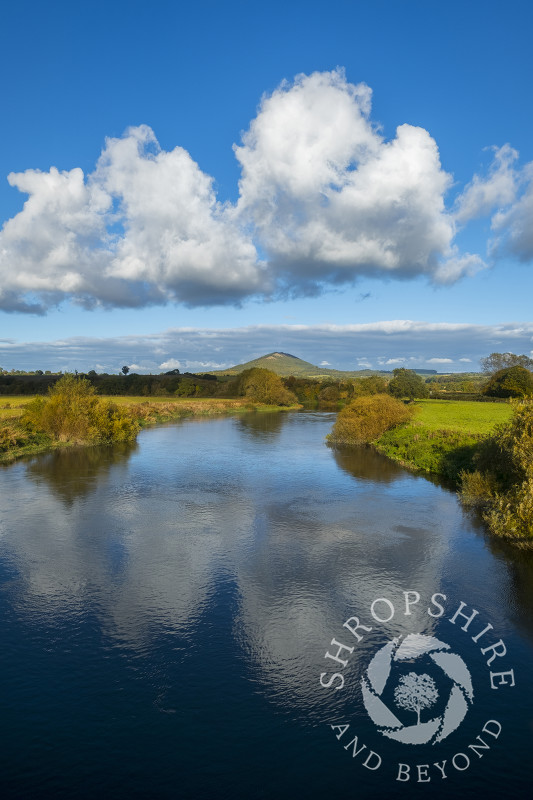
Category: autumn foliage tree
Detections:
[
  {"x1": 22, "y1": 373, "x2": 139, "y2": 444},
  {"x1": 327, "y1": 394, "x2": 414, "y2": 446},
  {"x1": 234, "y1": 368, "x2": 298, "y2": 406}
]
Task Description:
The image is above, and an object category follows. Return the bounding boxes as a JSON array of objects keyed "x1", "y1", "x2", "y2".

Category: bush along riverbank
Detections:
[
  {"x1": 328, "y1": 397, "x2": 533, "y2": 545},
  {"x1": 459, "y1": 401, "x2": 533, "y2": 543},
  {"x1": 0, "y1": 375, "x2": 301, "y2": 464}
]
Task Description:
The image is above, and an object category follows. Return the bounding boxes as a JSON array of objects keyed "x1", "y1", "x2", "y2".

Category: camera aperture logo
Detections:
[{"x1": 320, "y1": 591, "x2": 516, "y2": 784}]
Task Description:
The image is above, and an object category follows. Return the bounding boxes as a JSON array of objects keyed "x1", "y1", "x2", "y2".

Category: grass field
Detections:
[
  {"x1": 412, "y1": 399, "x2": 512, "y2": 434},
  {"x1": 0, "y1": 396, "x2": 36, "y2": 419}
]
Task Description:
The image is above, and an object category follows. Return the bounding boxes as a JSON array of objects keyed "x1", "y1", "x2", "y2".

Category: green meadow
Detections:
[{"x1": 411, "y1": 399, "x2": 512, "y2": 434}]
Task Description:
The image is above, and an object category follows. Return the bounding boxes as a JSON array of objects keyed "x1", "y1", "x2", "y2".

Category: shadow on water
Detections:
[
  {"x1": 330, "y1": 442, "x2": 413, "y2": 484},
  {"x1": 24, "y1": 441, "x2": 138, "y2": 505},
  {"x1": 475, "y1": 519, "x2": 533, "y2": 640},
  {"x1": 235, "y1": 410, "x2": 290, "y2": 441}
]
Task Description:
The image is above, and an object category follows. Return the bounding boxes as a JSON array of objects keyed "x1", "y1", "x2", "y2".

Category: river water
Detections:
[{"x1": 0, "y1": 411, "x2": 531, "y2": 798}]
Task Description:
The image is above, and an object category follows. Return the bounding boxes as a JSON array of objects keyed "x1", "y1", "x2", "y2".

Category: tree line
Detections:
[{"x1": 1, "y1": 352, "x2": 532, "y2": 401}]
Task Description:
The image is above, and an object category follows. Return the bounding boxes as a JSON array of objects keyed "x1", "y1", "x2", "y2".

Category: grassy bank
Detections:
[
  {"x1": 367, "y1": 397, "x2": 533, "y2": 545},
  {"x1": 0, "y1": 394, "x2": 300, "y2": 464},
  {"x1": 374, "y1": 400, "x2": 512, "y2": 482}
]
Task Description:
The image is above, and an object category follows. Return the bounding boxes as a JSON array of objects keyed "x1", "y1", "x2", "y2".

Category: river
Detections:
[{"x1": 0, "y1": 411, "x2": 531, "y2": 798}]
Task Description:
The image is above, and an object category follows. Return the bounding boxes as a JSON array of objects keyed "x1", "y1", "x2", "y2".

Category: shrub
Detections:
[
  {"x1": 22, "y1": 374, "x2": 139, "y2": 444},
  {"x1": 327, "y1": 394, "x2": 414, "y2": 446},
  {"x1": 483, "y1": 366, "x2": 533, "y2": 398},
  {"x1": 483, "y1": 479, "x2": 533, "y2": 540},
  {"x1": 0, "y1": 422, "x2": 31, "y2": 453},
  {"x1": 459, "y1": 469, "x2": 498, "y2": 508},
  {"x1": 459, "y1": 401, "x2": 533, "y2": 541}
]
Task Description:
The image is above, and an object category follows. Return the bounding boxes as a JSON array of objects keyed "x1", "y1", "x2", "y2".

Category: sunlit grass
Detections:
[
  {"x1": 412, "y1": 399, "x2": 512, "y2": 434},
  {"x1": 0, "y1": 396, "x2": 37, "y2": 419}
]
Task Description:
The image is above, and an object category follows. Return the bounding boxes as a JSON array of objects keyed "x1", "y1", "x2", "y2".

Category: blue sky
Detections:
[{"x1": 1, "y1": 0, "x2": 532, "y2": 373}]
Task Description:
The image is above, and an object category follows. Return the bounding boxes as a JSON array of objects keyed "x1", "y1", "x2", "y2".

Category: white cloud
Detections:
[
  {"x1": 159, "y1": 359, "x2": 182, "y2": 370},
  {"x1": 454, "y1": 144, "x2": 519, "y2": 223},
  {"x1": 0, "y1": 71, "x2": 490, "y2": 314},
  {"x1": 0, "y1": 126, "x2": 264, "y2": 313},
  {"x1": 6, "y1": 320, "x2": 533, "y2": 372},
  {"x1": 459, "y1": 358, "x2": 472, "y2": 363},
  {"x1": 3, "y1": 321, "x2": 533, "y2": 373},
  {"x1": 453, "y1": 144, "x2": 533, "y2": 266},
  {"x1": 319, "y1": 360, "x2": 331, "y2": 366},
  {"x1": 491, "y1": 162, "x2": 533, "y2": 262},
  {"x1": 427, "y1": 357, "x2": 453, "y2": 364},
  {"x1": 236, "y1": 69, "x2": 479, "y2": 291}
]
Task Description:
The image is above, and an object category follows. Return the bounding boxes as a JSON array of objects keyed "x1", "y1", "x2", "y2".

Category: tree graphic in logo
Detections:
[{"x1": 393, "y1": 672, "x2": 438, "y2": 725}]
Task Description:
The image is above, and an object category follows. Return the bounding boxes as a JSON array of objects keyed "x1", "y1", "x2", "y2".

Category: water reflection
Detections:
[
  {"x1": 235, "y1": 409, "x2": 290, "y2": 440},
  {"x1": 4, "y1": 414, "x2": 456, "y2": 692},
  {"x1": 331, "y1": 442, "x2": 409, "y2": 484},
  {"x1": 0, "y1": 412, "x2": 531, "y2": 798},
  {"x1": 25, "y1": 441, "x2": 138, "y2": 505}
]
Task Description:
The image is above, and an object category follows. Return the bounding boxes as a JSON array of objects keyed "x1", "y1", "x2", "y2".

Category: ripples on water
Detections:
[{"x1": 0, "y1": 412, "x2": 532, "y2": 798}]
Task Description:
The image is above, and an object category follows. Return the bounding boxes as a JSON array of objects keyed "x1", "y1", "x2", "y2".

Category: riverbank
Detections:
[
  {"x1": 370, "y1": 399, "x2": 533, "y2": 545},
  {"x1": 0, "y1": 396, "x2": 301, "y2": 464},
  {"x1": 373, "y1": 399, "x2": 512, "y2": 481}
]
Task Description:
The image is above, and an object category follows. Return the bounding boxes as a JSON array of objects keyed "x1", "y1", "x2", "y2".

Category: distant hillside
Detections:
[{"x1": 209, "y1": 351, "x2": 396, "y2": 379}]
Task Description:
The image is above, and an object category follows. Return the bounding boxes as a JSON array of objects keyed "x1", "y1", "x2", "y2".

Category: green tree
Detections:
[
  {"x1": 352, "y1": 376, "x2": 388, "y2": 397},
  {"x1": 483, "y1": 366, "x2": 533, "y2": 398},
  {"x1": 121, "y1": 365, "x2": 130, "y2": 376},
  {"x1": 236, "y1": 368, "x2": 298, "y2": 405},
  {"x1": 480, "y1": 352, "x2": 533, "y2": 375},
  {"x1": 388, "y1": 368, "x2": 429, "y2": 400}
]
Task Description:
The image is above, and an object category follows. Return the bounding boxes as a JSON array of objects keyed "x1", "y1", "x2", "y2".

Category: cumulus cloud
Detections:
[
  {"x1": 0, "y1": 70, "x2": 493, "y2": 314},
  {"x1": 159, "y1": 359, "x2": 182, "y2": 370},
  {"x1": 235, "y1": 69, "x2": 477, "y2": 291},
  {"x1": 3, "y1": 321, "x2": 533, "y2": 374},
  {"x1": 427, "y1": 357, "x2": 453, "y2": 364},
  {"x1": 454, "y1": 144, "x2": 519, "y2": 223},
  {"x1": 1, "y1": 126, "x2": 264, "y2": 313},
  {"x1": 453, "y1": 143, "x2": 533, "y2": 266},
  {"x1": 491, "y1": 161, "x2": 533, "y2": 262}
]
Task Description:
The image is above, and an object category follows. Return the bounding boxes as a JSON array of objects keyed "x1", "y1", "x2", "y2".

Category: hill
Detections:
[{"x1": 209, "y1": 351, "x2": 411, "y2": 379}]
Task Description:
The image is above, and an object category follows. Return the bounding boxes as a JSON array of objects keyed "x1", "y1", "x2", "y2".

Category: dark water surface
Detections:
[{"x1": 0, "y1": 412, "x2": 532, "y2": 799}]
